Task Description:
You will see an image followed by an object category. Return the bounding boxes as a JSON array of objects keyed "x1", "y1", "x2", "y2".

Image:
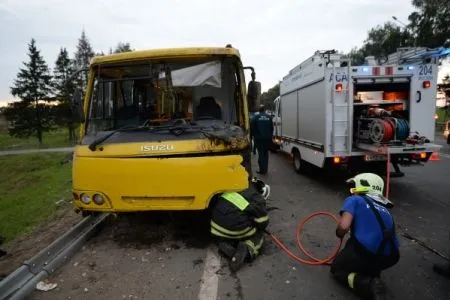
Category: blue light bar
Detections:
[
  {"x1": 407, "y1": 66, "x2": 414, "y2": 70},
  {"x1": 362, "y1": 67, "x2": 369, "y2": 72},
  {"x1": 440, "y1": 48, "x2": 450, "y2": 56}
]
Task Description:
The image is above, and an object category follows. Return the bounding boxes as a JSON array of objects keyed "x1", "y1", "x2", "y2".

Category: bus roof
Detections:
[{"x1": 90, "y1": 47, "x2": 241, "y2": 66}]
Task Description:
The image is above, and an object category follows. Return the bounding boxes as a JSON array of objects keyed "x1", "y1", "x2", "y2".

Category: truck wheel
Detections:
[{"x1": 292, "y1": 149, "x2": 304, "y2": 174}]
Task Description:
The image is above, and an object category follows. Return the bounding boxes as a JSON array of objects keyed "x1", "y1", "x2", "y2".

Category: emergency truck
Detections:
[{"x1": 272, "y1": 47, "x2": 449, "y2": 175}]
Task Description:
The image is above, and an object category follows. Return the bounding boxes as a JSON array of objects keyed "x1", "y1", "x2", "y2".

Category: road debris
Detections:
[{"x1": 36, "y1": 280, "x2": 58, "y2": 291}]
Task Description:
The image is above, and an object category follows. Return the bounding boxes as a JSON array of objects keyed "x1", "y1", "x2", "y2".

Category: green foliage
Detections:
[
  {"x1": 345, "y1": 22, "x2": 412, "y2": 65},
  {"x1": 438, "y1": 74, "x2": 450, "y2": 98},
  {"x1": 345, "y1": 0, "x2": 450, "y2": 64},
  {"x1": 0, "y1": 153, "x2": 72, "y2": 242},
  {"x1": 7, "y1": 39, "x2": 55, "y2": 144},
  {"x1": 114, "y1": 42, "x2": 133, "y2": 53},
  {"x1": 53, "y1": 47, "x2": 78, "y2": 141},
  {"x1": 10, "y1": 39, "x2": 53, "y2": 104},
  {"x1": 408, "y1": 0, "x2": 450, "y2": 48},
  {"x1": 53, "y1": 47, "x2": 76, "y2": 101},
  {"x1": 0, "y1": 127, "x2": 71, "y2": 151},
  {"x1": 74, "y1": 30, "x2": 94, "y2": 92},
  {"x1": 260, "y1": 83, "x2": 279, "y2": 109},
  {"x1": 3, "y1": 102, "x2": 56, "y2": 141}
]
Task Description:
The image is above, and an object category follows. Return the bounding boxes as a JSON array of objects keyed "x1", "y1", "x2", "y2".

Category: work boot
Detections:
[
  {"x1": 229, "y1": 242, "x2": 249, "y2": 273},
  {"x1": 433, "y1": 262, "x2": 450, "y2": 278},
  {"x1": 218, "y1": 242, "x2": 236, "y2": 259},
  {"x1": 370, "y1": 277, "x2": 387, "y2": 300}
]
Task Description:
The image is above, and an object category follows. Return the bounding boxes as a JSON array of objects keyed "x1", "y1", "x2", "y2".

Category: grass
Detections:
[
  {"x1": 436, "y1": 108, "x2": 449, "y2": 131},
  {"x1": 0, "y1": 153, "x2": 72, "y2": 243},
  {"x1": 436, "y1": 107, "x2": 448, "y2": 121},
  {"x1": 0, "y1": 127, "x2": 76, "y2": 151}
]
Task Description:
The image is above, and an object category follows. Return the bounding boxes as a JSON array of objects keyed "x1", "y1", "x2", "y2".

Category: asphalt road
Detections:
[
  {"x1": 29, "y1": 143, "x2": 450, "y2": 300},
  {"x1": 0, "y1": 147, "x2": 74, "y2": 156}
]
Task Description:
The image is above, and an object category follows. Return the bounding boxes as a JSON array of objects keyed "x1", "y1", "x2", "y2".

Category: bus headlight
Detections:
[
  {"x1": 80, "y1": 193, "x2": 91, "y2": 204},
  {"x1": 93, "y1": 194, "x2": 104, "y2": 205}
]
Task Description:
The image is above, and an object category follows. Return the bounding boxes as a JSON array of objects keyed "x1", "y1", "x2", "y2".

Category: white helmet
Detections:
[
  {"x1": 251, "y1": 178, "x2": 271, "y2": 200},
  {"x1": 346, "y1": 173, "x2": 394, "y2": 208}
]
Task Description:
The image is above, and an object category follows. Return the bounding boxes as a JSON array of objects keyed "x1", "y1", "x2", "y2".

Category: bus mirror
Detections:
[
  {"x1": 71, "y1": 88, "x2": 85, "y2": 123},
  {"x1": 247, "y1": 80, "x2": 261, "y2": 112}
]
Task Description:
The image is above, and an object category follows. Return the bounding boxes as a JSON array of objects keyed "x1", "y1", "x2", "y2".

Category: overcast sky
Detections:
[{"x1": 0, "y1": 0, "x2": 448, "y2": 106}]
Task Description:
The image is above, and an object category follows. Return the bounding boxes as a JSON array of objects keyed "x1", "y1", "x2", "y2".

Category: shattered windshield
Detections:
[{"x1": 85, "y1": 58, "x2": 244, "y2": 143}]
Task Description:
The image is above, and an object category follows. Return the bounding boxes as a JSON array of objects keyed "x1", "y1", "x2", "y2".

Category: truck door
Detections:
[
  {"x1": 273, "y1": 96, "x2": 281, "y2": 142},
  {"x1": 410, "y1": 64, "x2": 437, "y2": 141}
]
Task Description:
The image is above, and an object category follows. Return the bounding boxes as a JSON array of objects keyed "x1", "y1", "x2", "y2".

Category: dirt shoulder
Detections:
[{"x1": 0, "y1": 203, "x2": 82, "y2": 277}]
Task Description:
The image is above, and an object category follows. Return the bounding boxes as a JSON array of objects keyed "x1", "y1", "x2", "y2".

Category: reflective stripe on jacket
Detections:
[{"x1": 210, "y1": 185, "x2": 269, "y2": 239}]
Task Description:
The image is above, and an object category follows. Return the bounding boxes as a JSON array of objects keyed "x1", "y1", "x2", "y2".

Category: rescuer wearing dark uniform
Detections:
[
  {"x1": 251, "y1": 105, "x2": 274, "y2": 174},
  {"x1": 331, "y1": 173, "x2": 400, "y2": 300},
  {"x1": 210, "y1": 178, "x2": 270, "y2": 272}
]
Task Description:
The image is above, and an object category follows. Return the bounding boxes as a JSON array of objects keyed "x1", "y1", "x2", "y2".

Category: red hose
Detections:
[
  {"x1": 385, "y1": 146, "x2": 391, "y2": 198},
  {"x1": 382, "y1": 120, "x2": 395, "y2": 142},
  {"x1": 268, "y1": 211, "x2": 343, "y2": 266}
]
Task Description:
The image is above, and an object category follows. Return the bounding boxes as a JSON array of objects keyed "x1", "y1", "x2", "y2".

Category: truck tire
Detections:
[{"x1": 292, "y1": 149, "x2": 304, "y2": 174}]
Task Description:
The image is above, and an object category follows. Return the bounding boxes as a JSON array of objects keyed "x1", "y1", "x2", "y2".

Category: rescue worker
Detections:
[
  {"x1": 330, "y1": 173, "x2": 400, "y2": 300},
  {"x1": 251, "y1": 105, "x2": 274, "y2": 174},
  {"x1": 210, "y1": 178, "x2": 270, "y2": 272}
]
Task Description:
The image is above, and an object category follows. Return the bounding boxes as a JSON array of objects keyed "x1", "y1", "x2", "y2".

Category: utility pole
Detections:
[{"x1": 392, "y1": 16, "x2": 417, "y2": 48}]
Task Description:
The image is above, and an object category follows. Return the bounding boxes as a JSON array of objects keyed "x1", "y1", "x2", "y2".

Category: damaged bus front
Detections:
[{"x1": 70, "y1": 47, "x2": 261, "y2": 213}]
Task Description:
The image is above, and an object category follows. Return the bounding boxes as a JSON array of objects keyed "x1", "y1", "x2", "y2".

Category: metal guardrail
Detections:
[{"x1": 0, "y1": 213, "x2": 109, "y2": 300}]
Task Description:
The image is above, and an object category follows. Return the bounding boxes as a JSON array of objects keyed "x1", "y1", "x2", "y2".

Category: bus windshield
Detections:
[{"x1": 85, "y1": 58, "x2": 243, "y2": 138}]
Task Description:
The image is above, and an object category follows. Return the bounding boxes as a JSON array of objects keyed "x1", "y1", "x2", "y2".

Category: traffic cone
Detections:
[{"x1": 430, "y1": 152, "x2": 440, "y2": 161}]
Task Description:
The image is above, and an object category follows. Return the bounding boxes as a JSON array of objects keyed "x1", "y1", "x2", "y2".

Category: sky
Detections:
[{"x1": 0, "y1": 0, "x2": 449, "y2": 107}]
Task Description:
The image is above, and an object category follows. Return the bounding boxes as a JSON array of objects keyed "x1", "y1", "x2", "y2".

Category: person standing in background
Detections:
[{"x1": 251, "y1": 105, "x2": 273, "y2": 174}]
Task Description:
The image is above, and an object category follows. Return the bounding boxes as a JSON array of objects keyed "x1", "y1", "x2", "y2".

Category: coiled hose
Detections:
[
  {"x1": 267, "y1": 211, "x2": 343, "y2": 266},
  {"x1": 396, "y1": 119, "x2": 410, "y2": 140}
]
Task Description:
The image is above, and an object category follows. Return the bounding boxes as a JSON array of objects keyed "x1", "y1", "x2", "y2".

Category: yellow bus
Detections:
[{"x1": 70, "y1": 45, "x2": 261, "y2": 214}]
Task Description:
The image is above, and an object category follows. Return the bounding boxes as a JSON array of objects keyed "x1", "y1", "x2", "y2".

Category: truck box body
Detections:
[{"x1": 273, "y1": 49, "x2": 444, "y2": 172}]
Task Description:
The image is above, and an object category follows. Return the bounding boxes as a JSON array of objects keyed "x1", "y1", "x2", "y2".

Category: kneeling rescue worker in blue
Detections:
[
  {"x1": 331, "y1": 173, "x2": 400, "y2": 300},
  {"x1": 210, "y1": 178, "x2": 270, "y2": 272}
]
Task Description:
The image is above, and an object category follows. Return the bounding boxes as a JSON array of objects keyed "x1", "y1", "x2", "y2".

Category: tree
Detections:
[
  {"x1": 260, "y1": 83, "x2": 280, "y2": 110},
  {"x1": 344, "y1": 47, "x2": 366, "y2": 66},
  {"x1": 74, "y1": 30, "x2": 94, "y2": 92},
  {"x1": 361, "y1": 22, "x2": 411, "y2": 63},
  {"x1": 113, "y1": 42, "x2": 133, "y2": 53},
  {"x1": 344, "y1": 0, "x2": 450, "y2": 66},
  {"x1": 53, "y1": 47, "x2": 78, "y2": 142},
  {"x1": 345, "y1": 22, "x2": 412, "y2": 65},
  {"x1": 408, "y1": 0, "x2": 450, "y2": 48},
  {"x1": 7, "y1": 39, "x2": 55, "y2": 144}
]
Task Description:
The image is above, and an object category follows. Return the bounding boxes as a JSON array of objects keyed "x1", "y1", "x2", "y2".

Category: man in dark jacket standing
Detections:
[
  {"x1": 251, "y1": 105, "x2": 273, "y2": 174},
  {"x1": 210, "y1": 178, "x2": 270, "y2": 272}
]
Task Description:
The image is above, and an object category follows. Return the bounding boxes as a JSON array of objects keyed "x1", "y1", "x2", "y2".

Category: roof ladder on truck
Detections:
[
  {"x1": 330, "y1": 60, "x2": 352, "y2": 156},
  {"x1": 384, "y1": 47, "x2": 450, "y2": 65}
]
